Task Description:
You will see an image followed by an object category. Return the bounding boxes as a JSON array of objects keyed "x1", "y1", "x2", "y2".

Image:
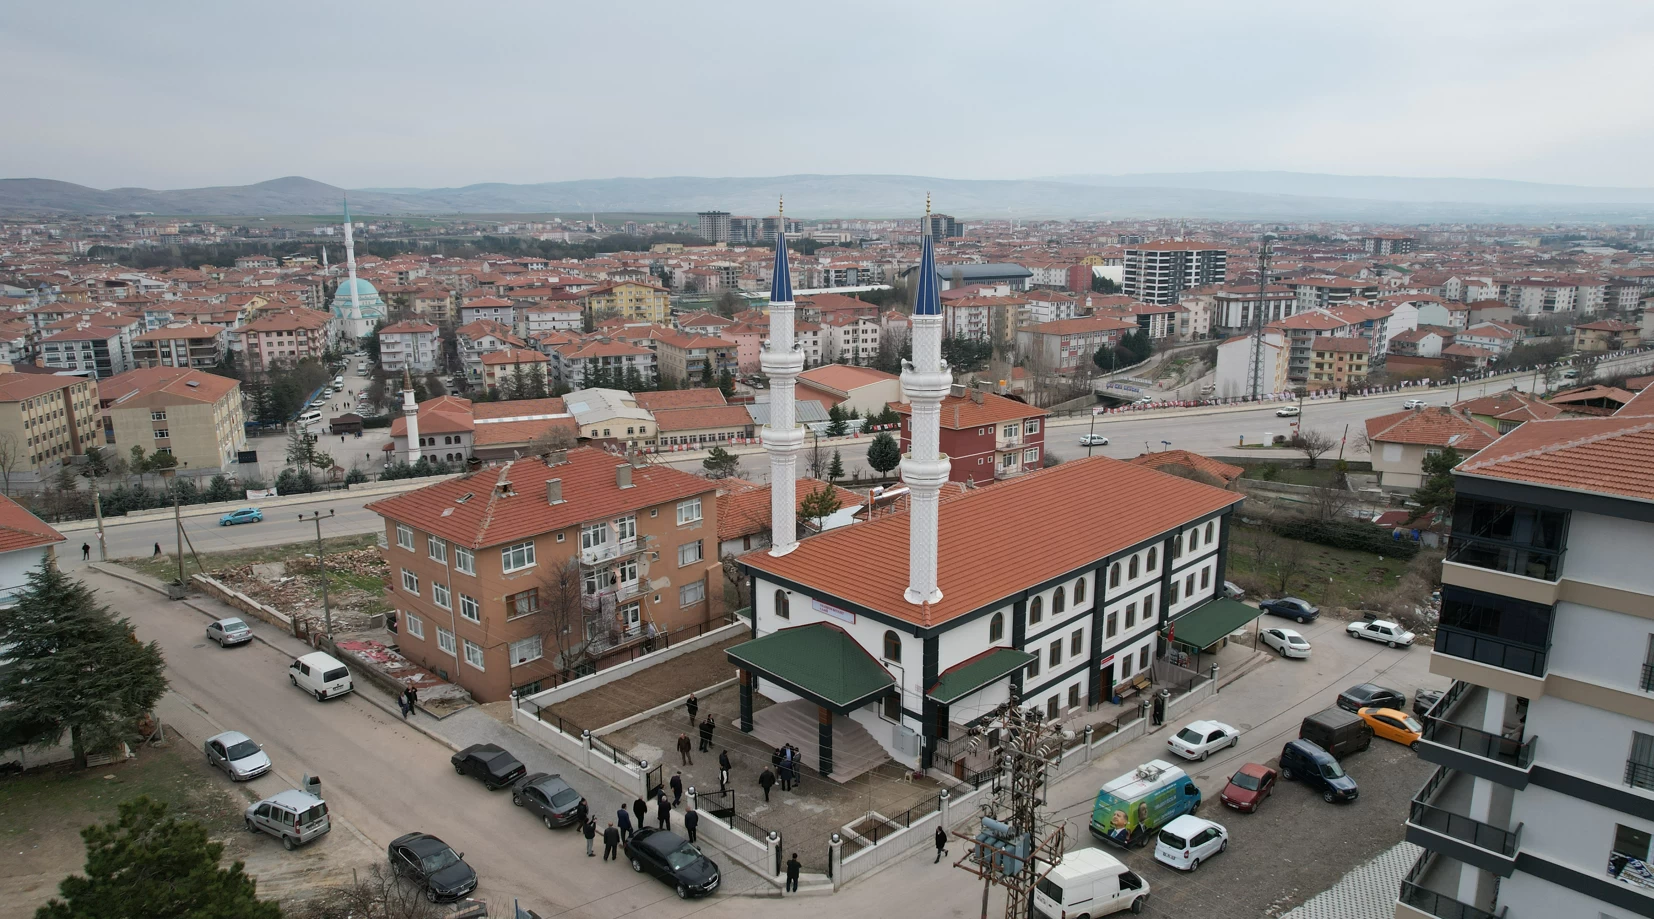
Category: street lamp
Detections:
[
  {"x1": 300, "y1": 509, "x2": 336, "y2": 636},
  {"x1": 1087, "y1": 407, "x2": 1102, "y2": 457}
]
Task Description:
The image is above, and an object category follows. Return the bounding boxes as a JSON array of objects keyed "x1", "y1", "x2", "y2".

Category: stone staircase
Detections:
[{"x1": 750, "y1": 700, "x2": 891, "y2": 783}]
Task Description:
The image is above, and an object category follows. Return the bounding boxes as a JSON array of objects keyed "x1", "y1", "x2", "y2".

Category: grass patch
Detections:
[
  {"x1": 1241, "y1": 464, "x2": 1342, "y2": 487},
  {"x1": 117, "y1": 534, "x2": 380, "y2": 584},
  {"x1": 1226, "y1": 523, "x2": 1412, "y2": 609}
]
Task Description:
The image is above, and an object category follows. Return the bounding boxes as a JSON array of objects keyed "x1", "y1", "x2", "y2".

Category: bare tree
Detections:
[
  {"x1": 722, "y1": 553, "x2": 752, "y2": 609},
  {"x1": 287, "y1": 864, "x2": 449, "y2": 919},
  {"x1": 533, "y1": 558, "x2": 589, "y2": 677},
  {"x1": 1308, "y1": 484, "x2": 1356, "y2": 521},
  {"x1": 527, "y1": 424, "x2": 578, "y2": 455},
  {"x1": 806, "y1": 433, "x2": 826, "y2": 480},
  {"x1": 0, "y1": 433, "x2": 18, "y2": 495},
  {"x1": 1263, "y1": 532, "x2": 1305, "y2": 595},
  {"x1": 1293, "y1": 428, "x2": 1337, "y2": 469}
]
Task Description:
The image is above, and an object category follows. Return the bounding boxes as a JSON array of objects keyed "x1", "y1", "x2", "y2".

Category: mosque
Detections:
[{"x1": 328, "y1": 199, "x2": 386, "y2": 341}]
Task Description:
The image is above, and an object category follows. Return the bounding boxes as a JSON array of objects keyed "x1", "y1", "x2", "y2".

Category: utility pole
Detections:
[
  {"x1": 1247, "y1": 235, "x2": 1274, "y2": 401},
  {"x1": 950, "y1": 693, "x2": 1067, "y2": 919},
  {"x1": 301, "y1": 509, "x2": 336, "y2": 636}
]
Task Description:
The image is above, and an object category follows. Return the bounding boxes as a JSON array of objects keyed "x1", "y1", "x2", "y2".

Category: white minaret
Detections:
[
  {"x1": 761, "y1": 198, "x2": 805, "y2": 556},
  {"x1": 402, "y1": 368, "x2": 422, "y2": 463},
  {"x1": 901, "y1": 196, "x2": 952, "y2": 605},
  {"x1": 342, "y1": 197, "x2": 362, "y2": 328}
]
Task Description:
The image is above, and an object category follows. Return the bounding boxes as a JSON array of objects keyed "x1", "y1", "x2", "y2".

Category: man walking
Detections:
[
  {"x1": 602, "y1": 822, "x2": 620, "y2": 861},
  {"x1": 718, "y1": 761, "x2": 729, "y2": 794},
  {"x1": 81, "y1": 542, "x2": 90, "y2": 561},
  {"x1": 677, "y1": 732, "x2": 693, "y2": 766},
  {"x1": 719, "y1": 749, "x2": 732, "y2": 774},
  {"x1": 582, "y1": 816, "x2": 596, "y2": 857},
  {"x1": 698, "y1": 714, "x2": 716, "y2": 753},
  {"x1": 934, "y1": 826, "x2": 949, "y2": 863},
  {"x1": 575, "y1": 798, "x2": 589, "y2": 833},
  {"x1": 633, "y1": 796, "x2": 648, "y2": 828},
  {"x1": 670, "y1": 771, "x2": 684, "y2": 807},
  {"x1": 686, "y1": 691, "x2": 699, "y2": 726},
  {"x1": 397, "y1": 692, "x2": 411, "y2": 719},
  {"x1": 656, "y1": 792, "x2": 672, "y2": 830},
  {"x1": 684, "y1": 807, "x2": 699, "y2": 844},
  {"x1": 758, "y1": 767, "x2": 775, "y2": 802},
  {"x1": 785, "y1": 853, "x2": 801, "y2": 893},
  {"x1": 616, "y1": 805, "x2": 633, "y2": 843},
  {"x1": 152, "y1": 542, "x2": 162, "y2": 558},
  {"x1": 779, "y1": 757, "x2": 793, "y2": 792}
]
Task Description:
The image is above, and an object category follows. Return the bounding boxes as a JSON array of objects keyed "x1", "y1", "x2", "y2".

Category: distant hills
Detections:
[{"x1": 3, "y1": 171, "x2": 1652, "y2": 222}]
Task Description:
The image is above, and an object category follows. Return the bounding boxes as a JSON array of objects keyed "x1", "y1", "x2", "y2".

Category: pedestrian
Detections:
[
  {"x1": 780, "y1": 759, "x2": 793, "y2": 792},
  {"x1": 406, "y1": 684, "x2": 419, "y2": 710},
  {"x1": 656, "y1": 793, "x2": 671, "y2": 830},
  {"x1": 616, "y1": 806, "x2": 633, "y2": 843},
  {"x1": 670, "y1": 771, "x2": 684, "y2": 806},
  {"x1": 698, "y1": 714, "x2": 715, "y2": 752},
  {"x1": 771, "y1": 747, "x2": 784, "y2": 772},
  {"x1": 1152, "y1": 690, "x2": 1166, "y2": 727},
  {"x1": 684, "y1": 807, "x2": 699, "y2": 844},
  {"x1": 759, "y1": 767, "x2": 775, "y2": 802},
  {"x1": 575, "y1": 798, "x2": 589, "y2": 831},
  {"x1": 81, "y1": 542, "x2": 90, "y2": 561},
  {"x1": 602, "y1": 822, "x2": 620, "y2": 861},
  {"x1": 397, "y1": 693, "x2": 411, "y2": 719},
  {"x1": 718, "y1": 749, "x2": 731, "y2": 774},
  {"x1": 934, "y1": 826, "x2": 949, "y2": 863},
  {"x1": 152, "y1": 542, "x2": 162, "y2": 558},
  {"x1": 677, "y1": 732, "x2": 693, "y2": 766},
  {"x1": 582, "y1": 816, "x2": 596, "y2": 857},
  {"x1": 686, "y1": 691, "x2": 699, "y2": 726},
  {"x1": 633, "y1": 795, "x2": 647, "y2": 827},
  {"x1": 785, "y1": 853, "x2": 801, "y2": 893},
  {"x1": 719, "y1": 763, "x2": 729, "y2": 794}
]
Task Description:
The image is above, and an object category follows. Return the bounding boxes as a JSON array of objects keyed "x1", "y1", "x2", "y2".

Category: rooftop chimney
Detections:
[
  {"x1": 546, "y1": 478, "x2": 563, "y2": 504},
  {"x1": 616, "y1": 464, "x2": 633, "y2": 489},
  {"x1": 969, "y1": 389, "x2": 984, "y2": 405}
]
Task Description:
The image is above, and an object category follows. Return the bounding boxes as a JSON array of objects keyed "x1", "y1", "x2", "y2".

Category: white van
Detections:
[
  {"x1": 1033, "y1": 848, "x2": 1150, "y2": 917},
  {"x1": 298, "y1": 410, "x2": 323, "y2": 426},
  {"x1": 289, "y1": 651, "x2": 353, "y2": 700}
]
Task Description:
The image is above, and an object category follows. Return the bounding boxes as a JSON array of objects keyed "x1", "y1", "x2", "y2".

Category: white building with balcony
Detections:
[{"x1": 378, "y1": 320, "x2": 441, "y2": 373}]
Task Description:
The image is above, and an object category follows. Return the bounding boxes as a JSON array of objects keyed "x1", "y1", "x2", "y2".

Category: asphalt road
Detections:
[{"x1": 60, "y1": 496, "x2": 387, "y2": 565}]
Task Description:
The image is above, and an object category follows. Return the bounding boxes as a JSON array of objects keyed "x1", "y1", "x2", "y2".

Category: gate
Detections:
[{"x1": 645, "y1": 763, "x2": 664, "y2": 801}]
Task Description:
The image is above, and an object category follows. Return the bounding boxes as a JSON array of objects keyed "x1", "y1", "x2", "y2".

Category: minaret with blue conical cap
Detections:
[
  {"x1": 901, "y1": 194, "x2": 952, "y2": 605},
  {"x1": 761, "y1": 197, "x2": 806, "y2": 556}
]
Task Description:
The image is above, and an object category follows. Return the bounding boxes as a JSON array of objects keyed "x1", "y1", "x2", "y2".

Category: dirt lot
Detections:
[{"x1": 535, "y1": 633, "x2": 748, "y2": 733}]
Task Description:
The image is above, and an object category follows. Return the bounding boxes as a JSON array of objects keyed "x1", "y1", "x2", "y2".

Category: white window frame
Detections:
[
  {"x1": 404, "y1": 612, "x2": 425, "y2": 639},
  {"x1": 396, "y1": 524, "x2": 414, "y2": 551},
  {"x1": 1024, "y1": 419, "x2": 1040, "y2": 435},
  {"x1": 677, "y1": 498, "x2": 702, "y2": 526},
  {"x1": 616, "y1": 514, "x2": 637, "y2": 541},
  {"x1": 510, "y1": 635, "x2": 543, "y2": 667},
  {"x1": 437, "y1": 627, "x2": 456, "y2": 656},
  {"x1": 400, "y1": 568, "x2": 419, "y2": 595},
  {"x1": 678, "y1": 539, "x2": 703, "y2": 567},
  {"x1": 679, "y1": 580, "x2": 705, "y2": 607},
  {"x1": 1023, "y1": 447, "x2": 1039, "y2": 465},
  {"x1": 428, "y1": 536, "x2": 447, "y2": 563},
  {"x1": 580, "y1": 522, "x2": 608, "y2": 550},
  {"x1": 454, "y1": 547, "x2": 474, "y2": 575},
  {"x1": 459, "y1": 594, "x2": 480, "y2": 623},
  {"x1": 462, "y1": 639, "x2": 486, "y2": 670},
  {"x1": 501, "y1": 540, "x2": 536, "y2": 573},
  {"x1": 432, "y1": 582, "x2": 451, "y2": 610}
]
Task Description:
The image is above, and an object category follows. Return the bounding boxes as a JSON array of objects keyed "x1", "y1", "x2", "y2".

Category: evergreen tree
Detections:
[
  {"x1": 702, "y1": 445, "x2": 740, "y2": 479},
  {"x1": 866, "y1": 432, "x2": 902, "y2": 475},
  {"x1": 523, "y1": 364, "x2": 549, "y2": 400},
  {"x1": 0, "y1": 562, "x2": 167, "y2": 768},
  {"x1": 824, "y1": 404, "x2": 849, "y2": 437},
  {"x1": 1410, "y1": 446, "x2": 1462, "y2": 523},
  {"x1": 624, "y1": 366, "x2": 645, "y2": 394},
  {"x1": 798, "y1": 482, "x2": 842, "y2": 530},
  {"x1": 717, "y1": 369, "x2": 736, "y2": 400},
  {"x1": 827, "y1": 449, "x2": 844, "y2": 482}
]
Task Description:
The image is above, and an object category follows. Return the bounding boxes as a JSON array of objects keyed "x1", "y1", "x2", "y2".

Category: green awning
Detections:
[
  {"x1": 928, "y1": 647, "x2": 1036, "y2": 704},
  {"x1": 1165, "y1": 598, "x2": 1261, "y2": 649},
  {"x1": 727, "y1": 623, "x2": 895, "y2": 713}
]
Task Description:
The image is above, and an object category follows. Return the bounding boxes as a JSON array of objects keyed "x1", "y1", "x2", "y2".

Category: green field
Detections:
[{"x1": 1225, "y1": 523, "x2": 1419, "y2": 609}]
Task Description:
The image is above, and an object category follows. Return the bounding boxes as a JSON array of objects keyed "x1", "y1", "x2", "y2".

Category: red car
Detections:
[{"x1": 1219, "y1": 763, "x2": 1277, "y2": 813}]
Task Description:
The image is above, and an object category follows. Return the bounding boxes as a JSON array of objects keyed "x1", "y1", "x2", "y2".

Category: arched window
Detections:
[
  {"x1": 1206, "y1": 520, "x2": 1216, "y2": 543},
  {"x1": 1189, "y1": 528, "x2": 1199, "y2": 551},
  {"x1": 1147, "y1": 547, "x2": 1157, "y2": 570},
  {"x1": 1029, "y1": 596, "x2": 1043, "y2": 624},
  {"x1": 1053, "y1": 587, "x2": 1066, "y2": 614},
  {"x1": 989, "y1": 612, "x2": 1005, "y2": 643},
  {"x1": 883, "y1": 630, "x2": 902, "y2": 662},
  {"x1": 1109, "y1": 563, "x2": 1121, "y2": 588},
  {"x1": 1074, "y1": 578, "x2": 1087, "y2": 604},
  {"x1": 1129, "y1": 556, "x2": 1139, "y2": 580},
  {"x1": 775, "y1": 589, "x2": 790, "y2": 619},
  {"x1": 1174, "y1": 534, "x2": 1184, "y2": 557}
]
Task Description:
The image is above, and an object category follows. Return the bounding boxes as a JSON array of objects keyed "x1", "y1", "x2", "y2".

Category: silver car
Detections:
[
  {"x1": 207, "y1": 617, "x2": 252, "y2": 647},
  {"x1": 246, "y1": 789, "x2": 330, "y2": 851},
  {"x1": 205, "y1": 730, "x2": 272, "y2": 781}
]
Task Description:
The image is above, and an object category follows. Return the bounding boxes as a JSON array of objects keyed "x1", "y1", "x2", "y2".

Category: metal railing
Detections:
[
  {"x1": 1398, "y1": 854, "x2": 1506, "y2": 919},
  {"x1": 855, "y1": 793, "x2": 941, "y2": 846},
  {"x1": 1409, "y1": 767, "x2": 1522, "y2": 857},
  {"x1": 1642, "y1": 663, "x2": 1654, "y2": 693},
  {"x1": 1625, "y1": 760, "x2": 1654, "y2": 791},
  {"x1": 1420, "y1": 718, "x2": 1535, "y2": 770},
  {"x1": 1434, "y1": 629, "x2": 1548, "y2": 678},
  {"x1": 1445, "y1": 536, "x2": 1562, "y2": 582}
]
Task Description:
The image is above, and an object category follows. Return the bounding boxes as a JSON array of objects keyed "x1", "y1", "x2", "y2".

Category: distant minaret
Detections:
[
  {"x1": 402, "y1": 368, "x2": 422, "y2": 463},
  {"x1": 322, "y1": 245, "x2": 328, "y2": 269},
  {"x1": 342, "y1": 197, "x2": 361, "y2": 326},
  {"x1": 902, "y1": 195, "x2": 951, "y2": 605},
  {"x1": 761, "y1": 197, "x2": 805, "y2": 556}
]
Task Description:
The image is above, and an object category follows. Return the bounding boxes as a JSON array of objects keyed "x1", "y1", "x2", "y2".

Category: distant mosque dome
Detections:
[{"x1": 331, "y1": 277, "x2": 386, "y2": 321}]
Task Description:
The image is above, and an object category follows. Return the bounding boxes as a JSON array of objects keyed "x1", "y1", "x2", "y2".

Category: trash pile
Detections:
[{"x1": 207, "y1": 548, "x2": 390, "y2": 634}]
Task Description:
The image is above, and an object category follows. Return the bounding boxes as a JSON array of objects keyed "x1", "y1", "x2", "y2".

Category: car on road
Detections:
[
  {"x1": 219, "y1": 507, "x2": 263, "y2": 526},
  {"x1": 1223, "y1": 581, "x2": 1245, "y2": 600},
  {"x1": 1413, "y1": 688, "x2": 1445, "y2": 717},
  {"x1": 289, "y1": 651, "x2": 354, "y2": 701},
  {"x1": 1219, "y1": 763, "x2": 1276, "y2": 813},
  {"x1": 1279, "y1": 740, "x2": 1359, "y2": 803},
  {"x1": 298, "y1": 410, "x2": 323, "y2": 425},
  {"x1": 451, "y1": 743, "x2": 527, "y2": 790},
  {"x1": 1403, "y1": 398, "x2": 1428, "y2": 410},
  {"x1": 1346, "y1": 618, "x2": 1415, "y2": 647},
  {"x1": 624, "y1": 826, "x2": 721, "y2": 899},
  {"x1": 1259, "y1": 597, "x2": 1319, "y2": 623},
  {"x1": 206, "y1": 616, "x2": 253, "y2": 646},
  {"x1": 1166, "y1": 720, "x2": 1239, "y2": 761},
  {"x1": 1337, "y1": 682, "x2": 1406, "y2": 714},
  {"x1": 1260, "y1": 627, "x2": 1311, "y2": 659},
  {"x1": 246, "y1": 789, "x2": 329, "y2": 850},
  {"x1": 1275, "y1": 405, "x2": 1301, "y2": 417},
  {"x1": 1153, "y1": 815, "x2": 1228, "y2": 872},
  {"x1": 511, "y1": 772, "x2": 585, "y2": 828},
  {"x1": 1079, "y1": 434, "x2": 1110, "y2": 446},
  {"x1": 204, "y1": 730, "x2": 271, "y2": 781},
  {"x1": 388, "y1": 832, "x2": 477, "y2": 902},
  {"x1": 1357, "y1": 707, "x2": 1424, "y2": 748}
]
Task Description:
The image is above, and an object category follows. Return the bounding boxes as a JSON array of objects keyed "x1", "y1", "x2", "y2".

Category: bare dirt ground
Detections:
[{"x1": 536, "y1": 634, "x2": 748, "y2": 733}]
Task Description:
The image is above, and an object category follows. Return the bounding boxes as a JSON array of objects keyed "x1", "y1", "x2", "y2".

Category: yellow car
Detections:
[{"x1": 1358, "y1": 707, "x2": 1423, "y2": 748}]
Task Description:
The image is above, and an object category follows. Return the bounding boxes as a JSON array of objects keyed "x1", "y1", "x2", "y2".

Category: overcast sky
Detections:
[{"x1": 4, "y1": 1, "x2": 1652, "y2": 190}]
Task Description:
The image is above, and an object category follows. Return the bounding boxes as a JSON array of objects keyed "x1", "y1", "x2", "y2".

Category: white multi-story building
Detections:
[
  {"x1": 1397, "y1": 386, "x2": 1654, "y2": 919},
  {"x1": 377, "y1": 320, "x2": 441, "y2": 373},
  {"x1": 821, "y1": 314, "x2": 880, "y2": 365},
  {"x1": 1122, "y1": 242, "x2": 1227, "y2": 305}
]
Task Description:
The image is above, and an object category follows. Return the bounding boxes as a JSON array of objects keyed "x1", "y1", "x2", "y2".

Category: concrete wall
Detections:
[
  {"x1": 191, "y1": 573, "x2": 295, "y2": 632},
  {"x1": 518, "y1": 621, "x2": 744, "y2": 709},
  {"x1": 839, "y1": 783, "x2": 990, "y2": 883}
]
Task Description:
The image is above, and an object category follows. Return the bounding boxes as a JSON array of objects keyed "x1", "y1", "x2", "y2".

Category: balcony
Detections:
[
  {"x1": 1406, "y1": 765, "x2": 1521, "y2": 877},
  {"x1": 1396, "y1": 849, "x2": 1505, "y2": 919},
  {"x1": 994, "y1": 464, "x2": 1028, "y2": 481},
  {"x1": 1434, "y1": 628, "x2": 1549, "y2": 679},
  {"x1": 994, "y1": 431, "x2": 1022, "y2": 450},
  {"x1": 578, "y1": 535, "x2": 644, "y2": 567},
  {"x1": 1417, "y1": 681, "x2": 1535, "y2": 788}
]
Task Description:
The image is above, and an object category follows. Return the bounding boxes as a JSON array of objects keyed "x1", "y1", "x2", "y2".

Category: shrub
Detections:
[{"x1": 1271, "y1": 516, "x2": 1419, "y2": 560}]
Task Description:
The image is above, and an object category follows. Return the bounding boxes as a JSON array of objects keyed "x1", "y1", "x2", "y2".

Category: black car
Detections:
[
  {"x1": 512, "y1": 772, "x2": 585, "y2": 829},
  {"x1": 1279, "y1": 740, "x2": 1359, "y2": 803},
  {"x1": 624, "y1": 827, "x2": 720, "y2": 899},
  {"x1": 389, "y1": 832, "x2": 477, "y2": 902},
  {"x1": 1413, "y1": 688, "x2": 1445, "y2": 718},
  {"x1": 451, "y1": 743, "x2": 526, "y2": 790},
  {"x1": 1259, "y1": 597, "x2": 1320, "y2": 623},
  {"x1": 1337, "y1": 683, "x2": 1407, "y2": 714}
]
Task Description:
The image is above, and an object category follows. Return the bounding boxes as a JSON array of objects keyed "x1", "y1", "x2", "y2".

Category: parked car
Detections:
[
  {"x1": 219, "y1": 507, "x2": 263, "y2": 526},
  {"x1": 1259, "y1": 597, "x2": 1319, "y2": 623},
  {"x1": 1337, "y1": 683, "x2": 1406, "y2": 713},
  {"x1": 204, "y1": 730, "x2": 271, "y2": 781},
  {"x1": 246, "y1": 789, "x2": 329, "y2": 850},
  {"x1": 1278, "y1": 740, "x2": 1359, "y2": 803},
  {"x1": 1358, "y1": 707, "x2": 1424, "y2": 748},
  {"x1": 1260, "y1": 627, "x2": 1311, "y2": 659},
  {"x1": 624, "y1": 827, "x2": 720, "y2": 899},
  {"x1": 388, "y1": 832, "x2": 477, "y2": 902},
  {"x1": 1300, "y1": 708, "x2": 1372, "y2": 758},
  {"x1": 1403, "y1": 398, "x2": 1427, "y2": 410},
  {"x1": 451, "y1": 743, "x2": 527, "y2": 790},
  {"x1": 1275, "y1": 405, "x2": 1301, "y2": 417},
  {"x1": 1347, "y1": 618, "x2": 1415, "y2": 647},
  {"x1": 1079, "y1": 434, "x2": 1110, "y2": 446},
  {"x1": 1219, "y1": 764, "x2": 1276, "y2": 813},
  {"x1": 1166, "y1": 721, "x2": 1239, "y2": 761},
  {"x1": 1222, "y1": 581, "x2": 1245, "y2": 600},
  {"x1": 206, "y1": 616, "x2": 252, "y2": 646},
  {"x1": 289, "y1": 651, "x2": 353, "y2": 701},
  {"x1": 512, "y1": 772, "x2": 585, "y2": 828},
  {"x1": 1153, "y1": 815, "x2": 1228, "y2": 871},
  {"x1": 1413, "y1": 688, "x2": 1445, "y2": 718}
]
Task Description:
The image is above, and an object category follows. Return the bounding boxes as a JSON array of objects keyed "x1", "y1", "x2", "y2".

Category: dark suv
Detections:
[
  {"x1": 1336, "y1": 683, "x2": 1406, "y2": 713},
  {"x1": 451, "y1": 743, "x2": 527, "y2": 790},
  {"x1": 1279, "y1": 740, "x2": 1358, "y2": 803}
]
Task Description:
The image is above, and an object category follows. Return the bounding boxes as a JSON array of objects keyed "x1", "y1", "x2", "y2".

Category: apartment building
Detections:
[
  {"x1": 410, "y1": 289, "x2": 454, "y2": 324},
  {"x1": 39, "y1": 324, "x2": 134, "y2": 379},
  {"x1": 548, "y1": 339, "x2": 657, "y2": 390},
  {"x1": 458, "y1": 296, "x2": 517, "y2": 328},
  {"x1": 1285, "y1": 277, "x2": 1382, "y2": 312},
  {"x1": 1023, "y1": 290, "x2": 1079, "y2": 325},
  {"x1": 131, "y1": 324, "x2": 227, "y2": 370},
  {"x1": 654, "y1": 333, "x2": 738, "y2": 387},
  {"x1": 1185, "y1": 285, "x2": 1300, "y2": 335},
  {"x1": 1122, "y1": 242, "x2": 1227, "y2": 305},
  {"x1": 237, "y1": 308, "x2": 333, "y2": 374},
  {"x1": 1213, "y1": 330, "x2": 1290, "y2": 400},
  {"x1": 0, "y1": 371, "x2": 101, "y2": 481},
  {"x1": 821, "y1": 314, "x2": 880, "y2": 365},
  {"x1": 1306, "y1": 335, "x2": 1371, "y2": 390},
  {"x1": 696, "y1": 211, "x2": 731, "y2": 244},
  {"x1": 584, "y1": 281, "x2": 671, "y2": 324},
  {"x1": 1362, "y1": 234, "x2": 1417, "y2": 256},
  {"x1": 1575, "y1": 320, "x2": 1642, "y2": 353},
  {"x1": 895, "y1": 386, "x2": 1048, "y2": 483},
  {"x1": 480, "y1": 348, "x2": 550, "y2": 391},
  {"x1": 98, "y1": 367, "x2": 245, "y2": 472},
  {"x1": 1269, "y1": 311, "x2": 1352, "y2": 383},
  {"x1": 456, "y1": 320, "x2": 527, "y2": 383},
  {"x1": 366, "y1": 447, "x2": 723, "y2": 701},
  {"x1": 378, "y1": 320, "x2": 442, "y2": 373},
  {"x1": 1016, "y1": 315, "x2": 1137, "y2": 373},
  {"x1": 1396, "y1": 387, "x2": 1654, "y2": 919}
]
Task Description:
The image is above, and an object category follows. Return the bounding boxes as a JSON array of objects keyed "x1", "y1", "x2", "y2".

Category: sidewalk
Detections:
[{"x1": 54, "y1": 474, "x2": 457, "y2": 534}]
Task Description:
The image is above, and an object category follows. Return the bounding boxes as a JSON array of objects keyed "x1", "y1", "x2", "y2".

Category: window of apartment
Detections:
[
  {"x1": 1436, "y1": 586, "x2": 1553, "y2": 676},
  {"x1": 1143, "y1": 594, "x2": 1155, "y2": 620},
  {"x1": 677, "y1": 498, "x2": 702, "y2": 526},
  {"x1": 1186, "y1": 573, "x2": 1195, "y2": 595},
  {"x1": 463, "y1": 639, "x2": 486, "y2": 670},
  {"x1": 678, "y1": 540, "x2": 703, "y2": 567},
  {"x1": 1446, "y1": 496, "x2": 1568, "y2": 581},
  {"x1": 884, "y1": 631, "x2": 902, "y2": 663},
  {"x1": 1024, "y1": 447, "x2": 1039, "y2": 465},
  {"x1": 501, "y1": 540, "x2": 536, "y2": 573},
  {"x1": 1611, "y1": 824, "x2": 1654, "y2": 886},
  {"x1": 1046, "y1": 697, "x2": 1059, "y2": 720},
  {"x1": 1106, "y1": 612, "x2": 1118, "y2": 639},
  {"x1": 1054, "y1": 587, "x2": 1069, "y2": 615},
  {"x1": 458, "y1": 594, "x2": 480, "y2": 623},
  {"x1": 580, "y1": 522, "x2": 608, "y2": 550},
  {"x1": 150, "y1": 410, "x2": 166, "y2": 421},
  {"x1": 454, "y1": 547, "x2": 474, "y2": 575},
  {"x1": 883, "y1": 691, "x2": 901, "y2": 721},
  {"x1": 1029, "y1": 596, "x2": 1043, "y2": 625},
  {"x1": 1074, "y1": 578, "x2": 1086, "y2": 604},
  {"x1": 400, "y1": 568, "x2": 419, "y2": 595},
  {"x1": 1025, "y1": 419, "x2": 1040, "y2": 435},
  {"x1": 1070, "y1": 629, "x2": 1084, "y2": 656},
  {"x1": 432, "y1": 582, "x2": 451, "y2": 609},
  {"x1": 1129, "y1": 556, "x2": 1139, "y2": 580},
  {"x1": 679, "y1": 581, "x2": 705, "y2": 607},
  {"x1": 1201, "y1": 568, "x2": 1211, "y2": 590},
  {"x1": 510, "y1": 635, "x2": 543, "y2": 667},
  {"x1": 775, "y1": 590, "x2": 789, "y2": 619},
  {"x1": 1109, "y1": 563, "x2": 1120, "y2": 588},
  {"x1": 1026, "y1": 655, "x2": 1040, "y2": 679},
  {"x1": 507, "y1": 589, "x2": 538, "y2": 618},
  {"x1": 428, "y1": 537, "x2": 447, "y2": 563},
  {"x1": 404, "y1": 612, "x2": 425, "y2": 639},
  {"x1": 437, "y1": 627, "x2": 456, "y2": 655},
  {"x1": 1169, "y1": 581, "x2": 1180, "y2": 604},
  {"x1": 396, "y1": 524, "x2": 414, "y2": 550},
  {"x1": 1139, "y1": 646, "x2": 1150, "y2": 671},
  {"x1": 1068, "y1": 684, "x2": 1081, "y2": 709},
  {"x1": 1205, "y1": 520, "x2": 1215, "y2": 543},
  {"x1": 1049, "y1": 640, "x2": 1061, "y2": 668},
  {"x1": 989, "y1": 612, "x2": 1004, "y2": 643},
  {"x1": 1189, "y1": 528, "x2": 1200, "y2": 551},
  {"x1": 616, "y1": 515, "x2": 637, "y2": 542}
]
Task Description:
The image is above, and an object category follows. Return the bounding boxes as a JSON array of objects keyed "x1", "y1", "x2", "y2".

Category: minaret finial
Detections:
[
  {"x1": 925, "y1": 192, "x2": 931, "y2": 218},
  {"x1": 778, "y1": 195, "x2": 784, "y2": 219}
]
